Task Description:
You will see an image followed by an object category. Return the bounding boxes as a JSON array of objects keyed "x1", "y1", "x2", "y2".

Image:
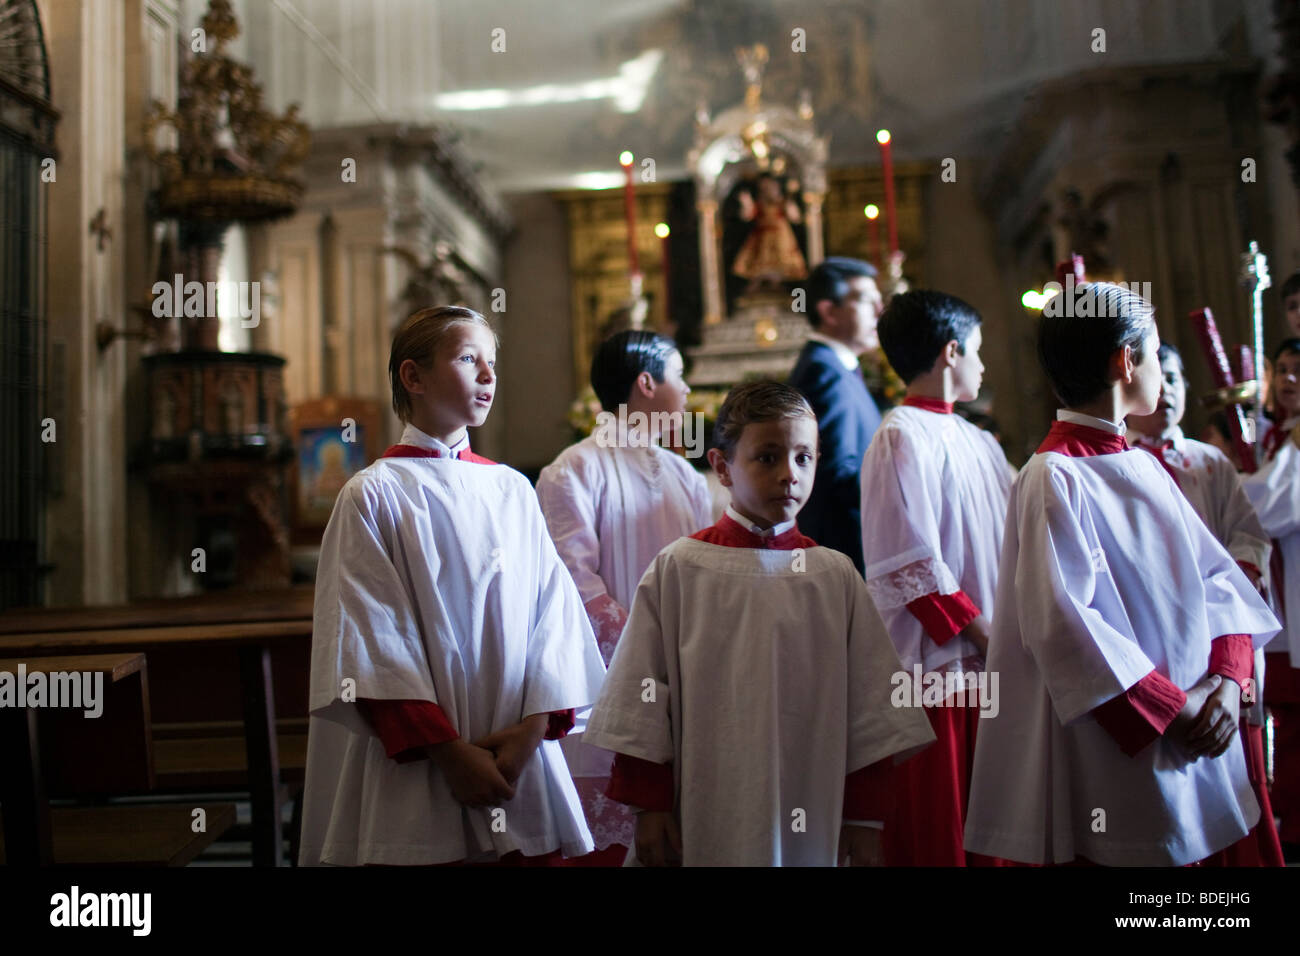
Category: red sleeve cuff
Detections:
[
  {"x1": 905, "y1": 590, "x2": 981, "y2": 645},
  {"x1": 606, "y1": 753, "x2": 674, "y2": 811},
  {"x1": 545, "y1": 709, "x2": 576, "y2": 740},
  {"x1": 1237, "y1": 561, "x2": 1261, "y2": 580},
  {"x1": 1091, "y1": 672, "x2": 1187, "y2": 757},
  {"x1": 357, "y1": 698, "x2": 459, "y2": 763},
  {"x1": 1208, "y1": 634, "x2": 1253, "y2": 688},
  {"x1": 843, "y1": 759, "x2": 891, "y2": 820}
]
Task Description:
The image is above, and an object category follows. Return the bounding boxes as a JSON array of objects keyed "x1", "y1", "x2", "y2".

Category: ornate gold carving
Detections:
[{"x1": 143, "y1": 0, "x2": 309, "y2": 224}]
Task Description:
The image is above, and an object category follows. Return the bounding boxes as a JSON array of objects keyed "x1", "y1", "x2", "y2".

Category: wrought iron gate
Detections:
[{"x1": 0, "y1": 0, "x2": 57, "y2": 608}]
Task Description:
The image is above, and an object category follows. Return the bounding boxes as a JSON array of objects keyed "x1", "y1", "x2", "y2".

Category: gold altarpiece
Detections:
[
  {"x1": 555, "y1": 162, "x2": 931, "y2": 389},
  {"x1": 556, "y1": 183, "x2": 672, "y2": 388}
]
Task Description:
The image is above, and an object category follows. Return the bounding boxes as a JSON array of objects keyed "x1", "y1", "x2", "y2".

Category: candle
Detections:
[
  {"x1": 877, "y1": 130, "x2": 898, "y2": 253},
  {"x1": 864, "y1": 204, "x2": 880, "y2": 269},
  {"x1": 655, "y1": 222, "x2": 672, "y2": 328},
  {"x1": 620, "y1": 151, "x2": 640, "y2": 279}
]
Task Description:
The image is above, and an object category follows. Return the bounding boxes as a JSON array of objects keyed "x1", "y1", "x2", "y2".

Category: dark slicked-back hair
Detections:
[
  {"x1": 1037, "y1": 282, "x2": 1156, "y2": 408},
  {"x1": 589, "y1": 330, "x2": 679, "y2": 412},
  {"x1": 878, "y1": 290, "x2": 982, "y2": 383},
  {"x1": 1281, "y1": 271, "x2": 1300, "y2": 302},
  {"x1": 712, "y1": 380, "x2": 817, "y2": 461},
  {"x1": 805, "y1": 256, "x2": 877, "y2": 329}
]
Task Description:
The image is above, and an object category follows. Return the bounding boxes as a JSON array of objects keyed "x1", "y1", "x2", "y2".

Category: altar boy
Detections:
[
  {"x1": 964, "y1": 284, "x2": 1279, "y2": 866},
  {"x1": 300, "y1": 306, "x2": 606, "y2": 866},
  {"x1": 859, "y1": 290, "x2": 1014, "y2": 865},
  {"x1": 584, "y1": 381, "x2": 935, "y2": 866}
]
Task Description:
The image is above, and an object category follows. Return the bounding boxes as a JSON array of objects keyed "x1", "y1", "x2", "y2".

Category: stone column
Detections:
[{"x1": 41, "y1": 0, "x2": 128, "y2": 605}]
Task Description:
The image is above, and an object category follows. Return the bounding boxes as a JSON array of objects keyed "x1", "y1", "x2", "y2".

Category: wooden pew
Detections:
[
  {"x1": 0, "y1": 586, "x2": 314, "y2": 635},
  {"x1": 0, "y1": 805, "x2": 238, "y2": 867},
  {"x1": 0, "y1": 653, "x2": 235, "y2": 865},
  {"x1": 0, "y1": 587, "x2": 313, "y2": 866}
]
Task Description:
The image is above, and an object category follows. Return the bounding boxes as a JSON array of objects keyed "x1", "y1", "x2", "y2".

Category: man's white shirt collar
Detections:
[
  {"x1": 400, "y1": 423, "x2": 470, "y2": 458},
  {"x1": 1057, "y1": 409, "x2": 1126, "y2": 437},
  {"x1": 726, "y1": 504, "x2": 797, "y2": 539},
  {"x1": 806, "y1": 332, "x2": 861, "y2": 372}
]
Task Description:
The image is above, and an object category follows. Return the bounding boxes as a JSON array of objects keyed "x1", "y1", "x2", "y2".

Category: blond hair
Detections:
[{"x1": 388, "y1": 306, "x2": 496, "y2": 421}]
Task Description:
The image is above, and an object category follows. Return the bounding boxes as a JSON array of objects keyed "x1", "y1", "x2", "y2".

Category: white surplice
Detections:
[
  {"x1": 583, "y1": 539, "x2": 936, "y2": 866},
  {"x1": 859, "y1": 405, "x2": 1014, "y2": 674},
  {"x1": 299, "y1": 454, "x2": 607, "y2": 866},
  {"x1": 536, "y1": 435, "x2": 714, "y2": 615},
  {"x1": 1241, "y1": 427, "x2": 1300, "y2": 668},
  {"x1": 964, "y1": 449, "x2": 1279, "y2": 865},
  {"x1": 536, "y1": 435, "x2": 713, "y2": 849},
  {"x1": 1135, "y1": 428, "x2": 1272, "y2": 721}
]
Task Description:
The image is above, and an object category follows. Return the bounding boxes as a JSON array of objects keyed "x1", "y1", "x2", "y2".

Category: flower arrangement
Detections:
[
  {"x1": 861, "y1": 349, "x2": 905, "y2": 408},
  {"x1": 685, "y1": 388, "x2": 728, "y2": 424},
  {"x1": 567, "y1": 386, "x2": 604, "y2": 440}
]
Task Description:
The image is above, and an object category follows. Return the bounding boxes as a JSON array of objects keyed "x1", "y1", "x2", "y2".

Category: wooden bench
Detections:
[
  {"x1": 0, "y1": 804, "x2": 237, "y2": 867},
  {"x1": 0, "y1": 587, "x2": 313, "y2": 866},
  {"x1": 152, "y1": 719, "x2": 308, "y2": 790},
  {"x1": 0, "y1": 586, "x2": 314, "y2": 635},
  {"x1": 0, "y1": 653, "x2": 235, "y2": 865}
]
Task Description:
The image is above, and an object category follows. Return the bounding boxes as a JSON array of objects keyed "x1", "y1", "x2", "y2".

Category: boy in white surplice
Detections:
[
  {"x1": 584, "y1": 381, "x2": 934, "y2": 866},
  {"x1": 859, "y1": 290, "x2": 1014, "y2": 865},
  {"x1": 964, "y1": 283, "x2": 1279, "y2": 866},
  {"x1": 300, "y1": 306, "x2": 606, "y2": 866}
]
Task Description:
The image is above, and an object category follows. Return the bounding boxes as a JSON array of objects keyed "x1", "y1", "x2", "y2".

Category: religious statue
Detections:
[{"x1": 730, "y1": 174, "x2": 808, "y2": 294}]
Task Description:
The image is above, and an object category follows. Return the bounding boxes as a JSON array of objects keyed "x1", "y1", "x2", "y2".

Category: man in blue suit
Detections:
[{"x1": 788, "y1": 257, "x2": 885, "y2": 574}]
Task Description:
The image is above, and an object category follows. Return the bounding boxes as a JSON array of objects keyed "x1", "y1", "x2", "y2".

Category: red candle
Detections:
[
  {"x1": 865, "y1": 204, "x2": 881, "y2": 269},
  {"x1": 655, "y1": 222, "x2": 672, "y2": 327},
  {"x1": 877, "y1": 130, "x2": 898, "y2": 253},
  {"x1": 620, "y1": 151, "x2": 640, "y2": 278}
]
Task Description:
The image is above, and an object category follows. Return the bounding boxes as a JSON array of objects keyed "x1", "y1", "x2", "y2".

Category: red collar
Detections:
[
  {"x1": 902, "y1": 396, "x2": 954, "y2": 415},
  {"x1": 1036, "y1": 421, "x2": 1129, "y2": 457},
  {"x1": 690, "y1": 514, "x2": 818, "y2": 551},
  {"x1": 381, "y1": 444, "x2": 497, "y2": 464}
]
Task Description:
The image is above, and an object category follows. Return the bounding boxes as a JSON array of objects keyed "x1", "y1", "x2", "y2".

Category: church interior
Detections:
[{"x1": 2, "y1": 0, "x2": 1300, "y2": 872}]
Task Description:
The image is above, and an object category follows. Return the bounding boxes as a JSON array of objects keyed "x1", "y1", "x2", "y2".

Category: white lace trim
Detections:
[
  {"x1": 575, "y1": 777, "x2": 636, "y2": 851},
  {"x1": 864, "y1": 555, "x2": 959, "y2": 610}
]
